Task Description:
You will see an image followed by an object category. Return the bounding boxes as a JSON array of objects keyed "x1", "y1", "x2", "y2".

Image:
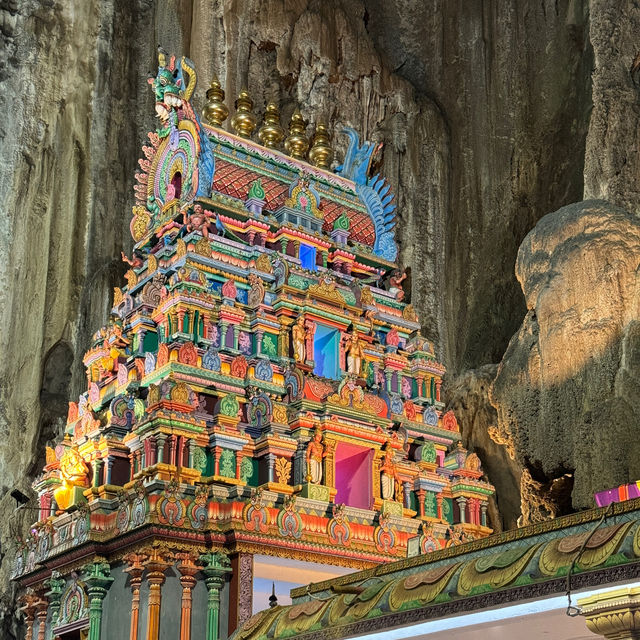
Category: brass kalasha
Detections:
[
  {"x1": 231, "y1": 89, "x2": 258, "y2": 138},
  {"x1": 284, "y1": 110, "x2": 310, "y2": 159},
  {"x1": 308, "y1": 123, "x2": 333, "y2": 168},
  {"x1": 203, "y1": 77, "x2": 229, "y2": 127},
  {"x1": 258, "y1": 102, "x2": 285, "y2": 148}
]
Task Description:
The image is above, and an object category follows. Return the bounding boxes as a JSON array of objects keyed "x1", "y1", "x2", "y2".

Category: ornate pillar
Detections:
[
  {"x1": 36, "y1": 600, "x2": 47, "y2": 640},
  {"x1": 266, "y1": 453, "x2": 276, "y2": 483},
  {"x1": 233, "y1": 325, "x2": 240, "y2": 351},
  {"x1": 143, "y1": 548, "x2": 172, "y2": 640},
  {"x1": 372, "y1": 450, "x2": 383, "y2": 503},
  {"x1": 200, "y1": 552, "x2": 232, "y2": 640},
  {"x1": 84, "y1": 560, "x2": 114, "y2": 640},
  {"x1": 436, "y1": 493, "x2": 444, "y2": 520},
  {"x1": 176, "y1": 553, "x2": 199, "y2": 640},
  {"x1": 92, "y1": 459, "x2": 103, "y2": 489},
  {"x1": 44, "y1": 572, "x2": 65, "y2": 638},
  {"x1": 228, "y1": 553, "x2": 254, "y2": 635},
  {"x1": 323, "y1": 439, "x2": 337, "y2": 490},
  {"x1": 220, "y1": 322, "x2": 229, "y2": 348},
  {"x1": 279, "y1": 237, "x2": 288, "y2": 254},
  {"x1": 456, "y1": 497, "x2": 467, "y2": 524},
  {"x1": 385, "y1": 370, "x2": 393, "y2": 394},
  {"x1": 213, "y1": 446, "x2": 222, "y2": 477},
  {"x1": 416, "y1": 489, "x2": 426, "y2": 517},
  {"x1": 124, "y1": 552, "x2": 146, "y2": 640},
  {"x1": 156, "y1": 434, "x2": 167, "y2": 465},
  {"x1": 435, "y1": 380, "x2": 442, "y2": 402},
  {"x1": 480, "y1": 502, "x2": 488, "y2": 527},
  {"x1": 18, "y1": 591, "x2": 40, "y2": 640},
  {"x1": 104, "y1": 456, "x2": 114, "y2": 485},
  {"x1": 402, "y1": 481, "x2": 412, "y2": 510},
  {"x1": 579, "y1": 587, "x2": 640, "y2": 639},
  {"x1": 188, "y1": 439, "x2": 196, "y2": 469}
]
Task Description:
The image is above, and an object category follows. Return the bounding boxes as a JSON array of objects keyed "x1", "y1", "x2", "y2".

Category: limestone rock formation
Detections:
[{"x1": 491, "y1": 200, "x2": 640, "y2": 511}]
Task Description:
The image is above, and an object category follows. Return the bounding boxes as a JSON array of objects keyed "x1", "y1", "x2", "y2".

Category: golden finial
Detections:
[
  {"x1": 284, "y1": 110, "x2": 309, "y2": 160},
  {"x1": 203, "y1": 76, "x2": 229, "y2": 127},
  {"x1": 308, "y1": 123, "x2": 332, "y2": 169},
  {"x1": 231, "y1": 89, "x2": 258, "y2": 138},
  {"x1": 258, "y1": 102, "x2": 285, "y2": 148}
]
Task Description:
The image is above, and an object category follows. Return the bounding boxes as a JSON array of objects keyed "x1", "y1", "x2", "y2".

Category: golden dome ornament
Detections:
[
  {"x1": 308, "y1": 122, "x2": 333, "y2": 169},
  {"x1": 203, "y1": 76, "x2": 229, "y2": 127},
  {"x1": 258, "y1": 102, "x2": 285, "y2": 148},
  {"x1": 231, "y1": 89, "x2": 258, "y2": 138},
  {"x1": 284, "y1": 110, "x2": 309, "y2": 160}
]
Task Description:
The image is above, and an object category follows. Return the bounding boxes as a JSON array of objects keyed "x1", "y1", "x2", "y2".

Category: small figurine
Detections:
[
  {"x1": 292, "y1": 317, "x2": 307, "y2": 363},
  {"x1": 121, "y1": 250, "x2": 144, "y2": 268},
  {"x1": 305, "y1": 428, "x2": 327, "y2": 484},
  {"x1": 380, "y1": 447, "x2": 398, "y2": 500},
  {"x1": 183, "y1": 203, "x2": 210, "y2": 238},
  {"x1": 345, "y1": 329, "x2": 364, "y2": 376},
  {"x1": 388, "y1": 269, "x2": 407, "y2": 301}
]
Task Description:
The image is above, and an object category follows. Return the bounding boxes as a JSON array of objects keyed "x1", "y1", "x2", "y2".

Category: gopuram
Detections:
[{"x1": 12, "y1": 50, "x2": 494, "y2": 640}]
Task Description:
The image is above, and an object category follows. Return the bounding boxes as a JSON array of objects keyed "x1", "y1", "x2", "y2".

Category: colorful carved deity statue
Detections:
[
  {"x1": 305, "y1": 428, "x2": 326, "y2": 484},
  {"x1": 53, "y1": 447, "x2": 89, "y2": 511},
  {"x1": 183, "y1": 203, "x2": 210, "y2": 237},
  {"x1": 292, "y1": 317, "x2": 306, "y2": 363},
  {"x1": 388, "y1": 269, "x2": 407, "y2": 301},
  {"x1": 380, "y1": 448, "x2": 398, "y2": 501},
  {"x1": 345, "y1": 329, "x2": 365, "y2": 376}
]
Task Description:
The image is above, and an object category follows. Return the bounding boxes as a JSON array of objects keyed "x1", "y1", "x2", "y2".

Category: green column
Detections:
[
  {"x1": 83, "y1": 560, "x2": 114, "y2": 640},
  {"x1": 45, "y1": 571, "x2": 65, "y2": 639},
  {"x1": 199, "y1": 552, "x2": 231, "y2": 640}
]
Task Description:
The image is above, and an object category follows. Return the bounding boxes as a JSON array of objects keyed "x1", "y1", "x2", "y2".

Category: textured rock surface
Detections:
[
  {"x1": 491, "y1": 200, "x2": 640, "y2": 511},
  {"x1": 0, "y1": 0, "x2": 638, "y2": 632},
  {"x1": 445, "y1": 365, "x2": 521, "y2": 532}
]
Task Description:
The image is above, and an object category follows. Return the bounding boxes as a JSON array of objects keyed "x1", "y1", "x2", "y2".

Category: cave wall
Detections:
[{"x1": 0, "y1": 0, "x2": 638, "y2": 630}]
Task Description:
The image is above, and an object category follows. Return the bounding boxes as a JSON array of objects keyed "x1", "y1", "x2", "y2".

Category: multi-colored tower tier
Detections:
[{"x1": 13, "y1": 50, "x2": 494, "y2": 640}]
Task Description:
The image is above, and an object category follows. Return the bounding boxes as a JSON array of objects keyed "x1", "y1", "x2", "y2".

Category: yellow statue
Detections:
[
  {"x1": 345, "y1": 330, "x2": 364, "y2": 376},
  {"x1": 53, "y1": 447, "x2": 89, "y2": 511},
  {"x1": 292, "y1": 317, "x2": 306, "y2": 363}
]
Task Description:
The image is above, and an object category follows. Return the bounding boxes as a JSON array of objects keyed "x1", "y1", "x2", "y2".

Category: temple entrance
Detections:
[{"x1": 334, "y1": 442, "x2": 373, "y2": 509}]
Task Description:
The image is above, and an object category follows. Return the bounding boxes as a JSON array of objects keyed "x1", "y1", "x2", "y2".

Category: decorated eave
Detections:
[{"x1": 231, "y1": 499, "x2": 640, "y2": 640}]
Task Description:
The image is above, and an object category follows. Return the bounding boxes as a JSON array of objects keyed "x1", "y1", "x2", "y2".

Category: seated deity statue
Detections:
[{"x1": 53, "y1": 447, "x2": 90, "y2": 511}]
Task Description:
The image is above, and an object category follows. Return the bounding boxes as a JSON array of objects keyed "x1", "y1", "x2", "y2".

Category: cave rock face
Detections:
[{"x1": 491, "y1": 200, "x2": 640, "y2": 509}]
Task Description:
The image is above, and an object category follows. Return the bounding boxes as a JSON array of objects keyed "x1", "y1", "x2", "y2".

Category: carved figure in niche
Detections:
[
  {"x1": 183, "y1": 203, "x2": 210, "y2": 238},
  {"x1": 292, "y1": 317, "x2": 306, "y2": 363},
  {"x1": 305, "y1": 428, "x2": 327, "y2": 484},
  {"x1": 345, "y1": 329, "x2": 364, "y2": 376},
  {"x1": 388, "y1": 269, "x2": 407, "y2": 301},
  {"x1": 121, "y1": 250, "x2": 144, "y2": 268},
  {"x1": 380, "y1": 447, "x2": 398, "y2": 500},
  {"x1": 247, "y1": 273, "x2": 266, "y2": 307},
  {"x1": 53, "y1": 447, "x2": 89, "y2": 511}
]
